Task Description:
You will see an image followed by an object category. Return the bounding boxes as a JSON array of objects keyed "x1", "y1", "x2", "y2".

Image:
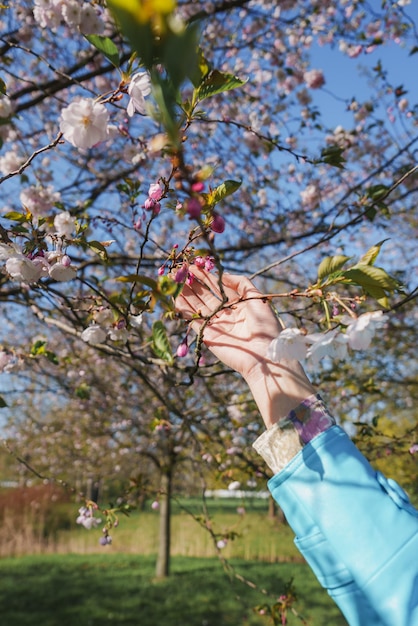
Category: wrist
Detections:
[{"x1": 244, "y1": 359, "x2": 316, "y2": 429}]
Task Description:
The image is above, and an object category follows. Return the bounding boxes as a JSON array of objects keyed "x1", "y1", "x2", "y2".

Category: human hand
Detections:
[
  {"x1": 175, "y1": 267, "x2": 282, "y2": 381},
  {"x1": 176, "y1": 267, "x2": 315, "y2": 427}
]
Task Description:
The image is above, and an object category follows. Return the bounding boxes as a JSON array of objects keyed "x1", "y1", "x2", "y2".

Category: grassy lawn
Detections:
[{"x1": 0, "y1": 554, "x2": 347, "y2": 626}]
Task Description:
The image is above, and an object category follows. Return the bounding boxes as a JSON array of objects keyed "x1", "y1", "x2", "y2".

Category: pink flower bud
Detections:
[
  {"x1": 210, "y1": 213, "x2": 225, "y2": 233},
  {"x1": 158, "y1": 265, "x2": 165, "y2": 276},
  {"x1": 143, "y1": 197, "x2": 155, "y2": 211},
  {"x1": 174, "y1": 263, "x2": 189, "y2": 283},
  {"x1": 204, "y1": 256, "x2": 215, "y2": 271},
  {"x1": 148, "y1": 182, "x2": 164, "y2": 201},
  {"x1": 191, "y1": 181, "x2": 204, "y2": 192},
  {"x1": 186, "y1": 197, "x2": 202, "y2": 219},
  {"x1": 194, "y1": 256, "x2": 206, "y2": 269},
  {"x1": 176, "y1": 339, "x2": 189, "y2": 358},
  {"x1": 61, "y1": 254, "x2": 71, "y2": 267}
]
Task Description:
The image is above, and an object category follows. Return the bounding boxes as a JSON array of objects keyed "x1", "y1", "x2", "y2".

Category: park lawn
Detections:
[{"x1": 0, "y1": 553, "x2": 347, "y2": 626}]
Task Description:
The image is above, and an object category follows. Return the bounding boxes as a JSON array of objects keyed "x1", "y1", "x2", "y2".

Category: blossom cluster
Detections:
[
  {"x1": 81, "y1": 307, "x2": 143, "y2": 346},
  {"x1": 267, "y1": 311, "x2": 387, "y2": 367},
  {"x1": 33, "y1": 0, "x2": 106, "y2": 35},
  {"x1": 76, "y1": 505, "x2": 101, "y2": 530},
  {"x1": 0, "y1": 240, "x2": 77, "y2": 284}
]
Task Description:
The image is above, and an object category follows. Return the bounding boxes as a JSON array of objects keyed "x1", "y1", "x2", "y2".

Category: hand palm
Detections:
[{"x1": 176, "y1": 270, "x2": 281, "y2": 378}]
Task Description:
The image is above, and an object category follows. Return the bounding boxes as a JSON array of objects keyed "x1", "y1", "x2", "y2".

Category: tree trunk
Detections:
[{"x1": 155, "y1": 468, "x2": 172, "y2": 579}]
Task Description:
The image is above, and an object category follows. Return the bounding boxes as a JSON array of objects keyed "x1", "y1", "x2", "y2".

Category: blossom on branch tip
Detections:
[
  {"x1": 76, "y1": 506, "x2": 101, "y2": 530},
  {"x1": 81, "y1": 325, "x2": 107, "y2": 345},
  {"x1": 148, "y1": 182, "x2": 164, "y2": 201},
  {"x1": 60, "y1": 98, "x2": 110, "y2": 150},
  {"x1": 127, "y1": 72, "x2": 151, "y2": 117},
  {"x1": 344, "y1": 311, "x2": 387, "y2": 350}
]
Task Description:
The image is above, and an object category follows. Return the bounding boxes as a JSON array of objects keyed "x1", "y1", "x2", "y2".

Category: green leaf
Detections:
[
  {"x1": 86, "y1": 240, "x2": 109, "y2": 261},
  {"x1": 320, "y1": 145, "x2": 346, "y2": 169},
  {"x1": 162, "y1": 24, "x2": 200, "y2": 89},
  {"x1": 358, "y1": 239, "x2": 389, "y2": 266},
  {"x1": 359, "y1": 284, "x2": 390, "y2": 309},
  {"x1": 85, "y1": 35, "x2": 120, "y2": 68},
  {"x1": 207, "y1": 180, "x2": 242, "y2": 206},
  {"x1": 4, "y1": 211, "x2": 27, "y2": 222},
  {"x1": 317, "y1": 255, "x2": 351, "y2": 280},
  {"x1": 30, "y1": 340, "x2": 47, "y2": 356},
  {"x1": 0, "y1": 78, "x2": 6, "y2": 95},
  {"x1": 367, "y1": 184, "x2": 389, "y2": 201},
  {"x1": 116, "y1": 274, "x2": 157, "y2": 290},
  {"x1": 151, "y1": 321, "x2": 173, "y2": 364},
  {"x1": 342, "y1": 265, "x2": 399, "y2": 292},
  {"x1": 0, "y1": 395, "x2": 7, "y2": 408},
  {"x1": 196, "y1": 70, "x2": 247, "y2": 103},
  {"x1": 107, "y1": 1, "x2": 157, "y2": 69}
]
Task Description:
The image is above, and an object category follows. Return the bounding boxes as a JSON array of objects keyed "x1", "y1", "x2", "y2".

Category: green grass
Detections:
[
  {"x1": 49, "y1": 499, "x2": 303, "y2": 563},
  {"x1": 0, "y1": 554, "x2": 347, "y2": 626}
]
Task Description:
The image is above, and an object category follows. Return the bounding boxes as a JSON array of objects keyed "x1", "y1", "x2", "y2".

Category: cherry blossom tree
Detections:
[{"x1": 1, "y1": 0, "x2": 417, "y2": 595}]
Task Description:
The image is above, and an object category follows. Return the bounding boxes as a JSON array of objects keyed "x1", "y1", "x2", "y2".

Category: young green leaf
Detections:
[
  {"x1": 85, "y1": 35, "x2": 120, "y2": 68},
  {"x1": 317, "y1": 255, "x2": 351, "y2": 280},
  {"x1": 358, "y1": 239, "x2": 389, "y2": 266},
  {"x1": 152, "y1": 321, "x2": 173, "y2": 364},
  {"x1": 320, "y1": 145, "x2": 346, "y2": 169},
  {"x1": 196, "y1": 70, "x2": 247, "y2": 103},
  {"x1": 342, "y1": 265, "x2": 400, "y2": 292},
  {"x1": 0, "y1": 395, "x2": 7, "y2": 408},
  {"x1": 207, "y1": 180, "x2": 242, "y2": 206}
]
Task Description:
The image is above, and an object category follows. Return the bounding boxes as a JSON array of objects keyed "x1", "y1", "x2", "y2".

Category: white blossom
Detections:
[
  {"x1": 81, "y1": 325, "x2": 107, "y2": 345},
  {"x1": 20, "y1": 185, "x2": 61, "y2": 217},
  {"x1": 79, "y1": 4, "x2": 104, "y2": 35},
  {"x1": 76, "y1": 506, "x2": 101, "y2": 530},
  {"x1": 127, "y1": 72, "x2": 152, "y2": 117},
  {"x1": 5, "y1": 255, "x2": 44, "y2": 283},
  {"x1": 0, "y1": 95, "x2": 13, "y2": 118},
  {"x1": 54, "y1": 211, "x2": 76, "y2": 238},
  {"x1": 0, "y1": 150, "x2": 24, "y2": 175},
  {"x1": 228, "y1": 480, "x2": 241, "y2": 491},
  {"x1": 60, "y1": 98, "x2": 110, "y2": 150},
  {"x1": 48, "y1": 262, "x2": 77, "y2": 282},
  {"x1": 306, "y1": 330, "x2": 348, "y2": 367},
  {"x1": 345, "y1": 311, "x2": 387, "y2": 350},
  {"x1": 267, "y1": 328, "x2": 308, "y2": 361}
]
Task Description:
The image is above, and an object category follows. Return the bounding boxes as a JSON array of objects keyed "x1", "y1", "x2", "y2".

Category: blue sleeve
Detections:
[{"x1": 267, "y1": 425, "x2": 418, "y2": 626}]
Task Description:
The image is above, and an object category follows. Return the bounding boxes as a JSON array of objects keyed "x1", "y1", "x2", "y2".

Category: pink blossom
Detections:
[
  {"x1": 148, "y1": 182, "x2": 164, "y2": 201},
  {"x1": 194, "y1": 256, "x2": 206, "y2": 269},
  {"x1": 304, "y1": 69, "x2": 325, "y2": 89},
  {"x1": 409, "y1": 444, "x2": 418, "y2": 455},
  {"x1": 204, "y1": 256, "x2": 215, "y2": 271},
  {"x1": 151, "y1": 500, "x2": 160, "y2": 510}
]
